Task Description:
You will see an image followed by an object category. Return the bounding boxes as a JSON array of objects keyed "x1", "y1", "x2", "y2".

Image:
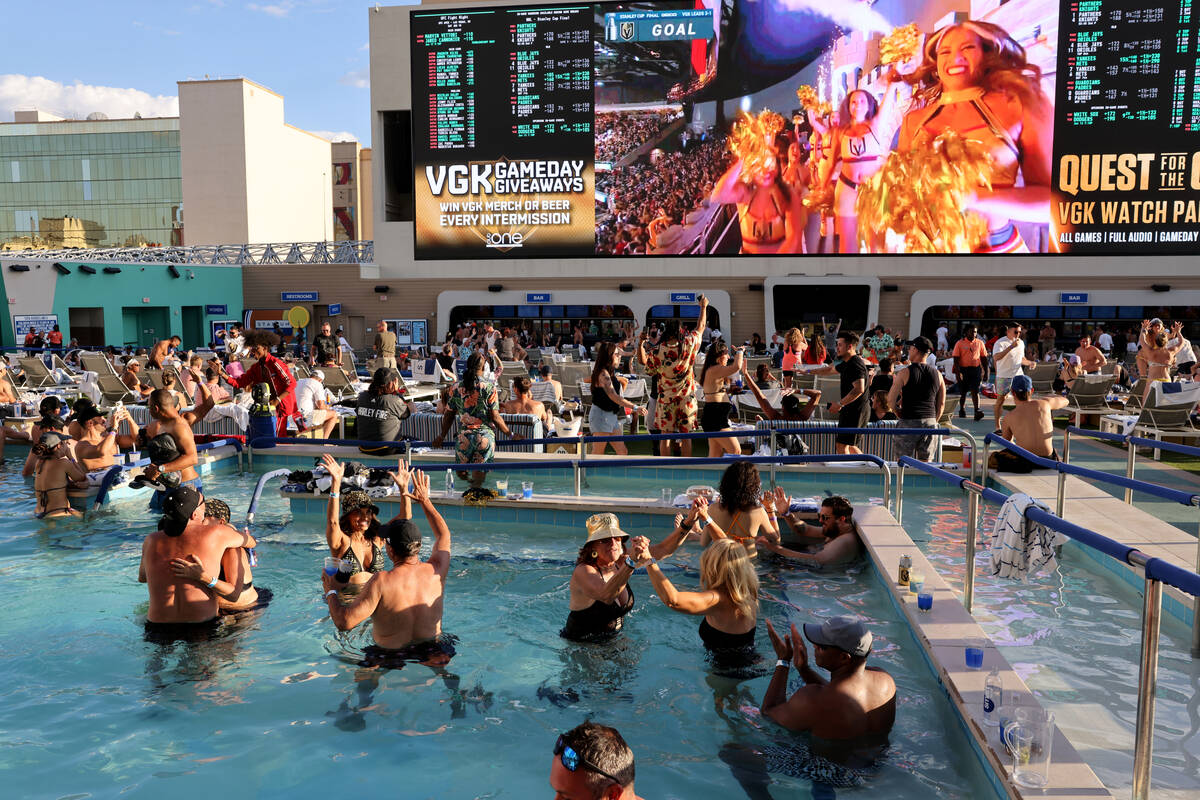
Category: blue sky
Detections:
[{"x1": 0, "y1": 0, "x2": 414, "y2": 145}]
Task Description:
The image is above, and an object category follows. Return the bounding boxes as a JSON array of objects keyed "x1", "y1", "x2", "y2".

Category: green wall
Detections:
[{"x1": 52, "y1": 263, "x2": 243, "y2": 349}]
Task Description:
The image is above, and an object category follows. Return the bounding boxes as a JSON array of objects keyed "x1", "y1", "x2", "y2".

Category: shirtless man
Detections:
[
  {"x1": 501, "y1": 377, "x2": 552, "y2": 429},
  {"x1": 120, "y1": 360, "x2": 153, "y2": 399},
  {"x1": 322, "y1": 467, "x2": 455, "y2": 667},
  {"x1": 1074, "y1": 334, "x2": 1106, "y2": 375},
  {"x1": 141, "y1": 388, "x2": 214, "y2": 510},
  {"x1": 756, "y1": 493, "x2": 862, "y2": 567},
  {"x1": 761, "y1": 616, "x2": 896, "y2": 740},
  {"x1": 138, "y1": 486, "x2": 256, "y2": 636},
  {"x1": 991, "y1": 374, "x2": 1068, "y2": 471},
  {"x1": 148, "y1": 336, "x2": 181, "y2": 369}
]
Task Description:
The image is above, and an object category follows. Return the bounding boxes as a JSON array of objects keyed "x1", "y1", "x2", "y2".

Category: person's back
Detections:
[
  {"x1": 1002, "y1": 395, "x2": 1067, "y2": 458},
  {"x1": 363, "y1": 557, "x2": 446, "y2": 647},
  {"x1": 295, "y1": 376, "x2": 324, "y2": 416}
]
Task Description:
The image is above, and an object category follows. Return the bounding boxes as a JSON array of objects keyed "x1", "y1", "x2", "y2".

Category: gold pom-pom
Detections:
[
  {"x1": 879, "y1": 23, "x2": 920, "y2": 65},
  {"x1": 795, "y1": 85, "x2": 820, "y2": 111},
  {"x1": 728, "y1": 110, "x2": 786, "y2": 184},
  {"x1": 855, "y1": 130, "x2": 994, "y2": 253}
]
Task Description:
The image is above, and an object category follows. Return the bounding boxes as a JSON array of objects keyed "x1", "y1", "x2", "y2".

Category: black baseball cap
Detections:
[
  {"x1": 76, "y1": 406, "x2": 106, "y2": 426},
  {"x1": 907, "y1": 336, "x2": 933, "y2": 355},
  {"x1": 379, "y1": 518, "x2": 420, "y2": 552},
  {"x1": 160, "y1": 486, "x2": 203, "y2": 537}
]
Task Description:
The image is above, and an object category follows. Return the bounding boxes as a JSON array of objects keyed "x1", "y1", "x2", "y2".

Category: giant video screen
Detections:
[{"x1": 410, "y1": 0, "x2": 1200, "y2": 258}]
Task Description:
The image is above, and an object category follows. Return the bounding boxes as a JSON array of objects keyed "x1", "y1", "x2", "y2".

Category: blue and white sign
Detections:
[
  {"x1": 205, "y1": 304, "x2": 227, "y2": 315},
  {"x1": 328, "y1": 303, "x2": 342, "y2": 315},
  {"x1": 1060, "y1": 292, "x2": 1089, "y2": 304},
  {"x1": 670, "y1": 291, "x2": 697, "y2": 303},
  {"x1": 526, "y1": 292, "x2": 552, "y2": 304},
  {"x1": 604, "y1": 9, "x2": 713, "y2": 43},
  {"x1": 14, "y1": 314, "x2": 58, "y2": 337},
  {"x1": 281, "y1": 291, "x2": 318, "y2": 303}
]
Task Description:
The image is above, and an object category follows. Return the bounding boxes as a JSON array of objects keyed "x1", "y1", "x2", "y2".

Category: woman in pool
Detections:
[
  {"x1": 32, "y1": 432, "x2": 87, "y2": 519},
  {"x1": 896, "y1": 20, "x2": 1053, "y2": 252},
  {"x1": 700, "y1": 461, "x2": 779, "y2": 559},
  {"x1": 588, "y1": 342, "x2": 645, "y2": 457},
  {"x1": 561, "y1": 513, "x2": 638, "y2": 642},
  {"x1": 22, "y1": 397, "x2": 68, "y2": 477},
  {"x1": 699, "y1": 340, "x2": 744, "y2": 458},
  {"x1": 321, "y1": 454, "x2": 388, "y2": 586},
  {"x1": 632, "y1": 537, "x2": 760, "y2": 672},
  {"x1": 203, "y1": 498, "x2": 266, "y2": 612}
]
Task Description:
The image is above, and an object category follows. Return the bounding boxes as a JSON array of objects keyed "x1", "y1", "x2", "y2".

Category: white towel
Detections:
[
  {"x1": 989, "y1": 492, "x2": 1062, "y2": 580},
  {"x1": 79, "y1": 371, "x2": 103, "y2": 404}
]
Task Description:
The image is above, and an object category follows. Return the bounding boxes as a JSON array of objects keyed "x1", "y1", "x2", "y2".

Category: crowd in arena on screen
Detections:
[{"x1": 594, "y1": 109, "x2": 681, "y2": 162}]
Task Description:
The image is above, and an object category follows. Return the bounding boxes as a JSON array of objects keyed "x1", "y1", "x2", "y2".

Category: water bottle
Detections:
[
  {"x1": 984, "y1": 667, "x2": 1002, "y2": 727},
  {"x1": 445, "y1": 469, "x2": 455, "y2": 496},
  {"x1": 962, "y1": 443, "x2": 972, "y2": 469}
]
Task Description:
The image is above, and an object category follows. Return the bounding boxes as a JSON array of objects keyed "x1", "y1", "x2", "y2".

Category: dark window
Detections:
[
  {"x1": 771, "y1": 284, "x2": 870, "y2": 333},
  {"x1": 382, "y1": 110, "x2": 413, "y2": 222}
]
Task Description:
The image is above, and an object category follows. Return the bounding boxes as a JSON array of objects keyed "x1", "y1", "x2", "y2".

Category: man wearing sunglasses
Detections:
[
  {"x1": 549, "y1": 722, "x2": 642, "y2": 800},
  {"x1": 756, "y1": 495, "x2": 861, "y2": 568}
]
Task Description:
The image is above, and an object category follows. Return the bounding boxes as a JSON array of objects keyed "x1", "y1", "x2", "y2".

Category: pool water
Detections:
[{"x1": 0, "y1": 461, "x2": 999, "y2": 800}]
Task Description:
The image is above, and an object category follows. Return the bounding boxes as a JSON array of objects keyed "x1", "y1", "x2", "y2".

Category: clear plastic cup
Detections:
[
  {"x1": 909, "y1": 569, "x2": 925, "y2": 596},
  {"x1": 496, "y1": 479, "x2": 508, "y2": 498},
  {"x1": 661, "y1": 488, "x2": 673, "y2": 505},
  {"x1": 965, "y1": 637, "x2": 986, "y2": 669},
  {"x1": 522, "y1": 481, "x2": 533, "y2": 499},
  {"x1": 323, "y1": 557, "x2": 340, "y2": 576},
  {"x1": 917, "y1": 592, "x2": 933, "y2": 611}
]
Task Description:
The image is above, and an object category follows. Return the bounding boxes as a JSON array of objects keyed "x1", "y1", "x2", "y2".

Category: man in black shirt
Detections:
[
  {"x1": 312, "y1": 322, "x2": 340, "y2": 367},
  {"x1": 887, "y1": 337, "x2": 946, "y2": 462},
  {"x1": 355, "y1": 367, "x2": 416, "y2": 455},
  {"x1": 813, "y1": 331, "x2": 869, "y2": 454}
]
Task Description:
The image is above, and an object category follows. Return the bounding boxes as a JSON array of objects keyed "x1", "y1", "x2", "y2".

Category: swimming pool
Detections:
[{"x1": 0, "y1": 460, "x2": 1000, "y2": 799}]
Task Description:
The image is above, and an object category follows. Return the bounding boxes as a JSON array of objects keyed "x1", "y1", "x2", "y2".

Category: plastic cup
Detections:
[
  {"x1": 496, "y1": 479, "x2": 508, "y2": 498},
  {"x1": 965, "y1": 637, "x2": 986, "y2": 669},
  {"x1": 522, "y1": 481, "x2": 533, "y2": 499},
  {"x1": 662, "y1": 488, "x2": 673, "y2": 505},
  {"x1": 917, "y1": 592, "x2": 933, "y2": 611},
  {"x1": 909, "y1": 570, "x2": 925, "y2": 596},
  {"x1": 324, "y1": 557, "x2": 340, "y2": 577}
]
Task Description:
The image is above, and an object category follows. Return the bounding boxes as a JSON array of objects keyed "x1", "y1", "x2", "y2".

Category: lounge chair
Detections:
[
  {"x1": 322, "y1": 366, "x2": 358, "y2": 402},
  {"x1": 1026, "y1": 362, "x2": 1058, "y2": 395},
  {"x1": 18, "y1": 358, "x2": 57, "y2": 389},
  {"x1": 80, "y1": 353, "x2": 117, "y2": 376},
  {"x1": 96, "y1": 374, "x2": 138, "y2": 405},
  {"x1": 1059, "y1": 375, "x2": 1118, "y2": 426},
  {"x1": 1129, "y1": 388, "x2": 1200, "y2": 458}
]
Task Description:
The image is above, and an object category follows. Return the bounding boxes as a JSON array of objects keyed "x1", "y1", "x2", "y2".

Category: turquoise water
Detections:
[{"x1": 0, "y1": 460, "x2": 998, "y2": 800}]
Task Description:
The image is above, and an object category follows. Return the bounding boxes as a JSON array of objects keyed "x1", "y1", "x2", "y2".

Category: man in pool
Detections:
[
  {"x1": 549, "y1": 721, "x2": 644, "y2": 800},
  {"x1": 322, "y1": 466, "x2": 455, "y2": 668},
  {"x1": 139, "y1": 388, "x2": 213, "y2": 511},
  {"x1": 760, "y1": 616, "x2": 896, "y2": 740},
  {"x1": 138, "y1": 486, "x2": 256, "y2": 638},
  {"x1": 756, "y1": 495, "x2": 862, "y2": 567}
]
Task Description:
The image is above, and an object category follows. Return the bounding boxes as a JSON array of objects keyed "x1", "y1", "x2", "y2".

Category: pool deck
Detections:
[
  {"x1": 989, "y1": 468, "x2": 1198, "y2": 627},
  {"x1": 856, "y1": 504, "x2": 1114, "y2": 800}
]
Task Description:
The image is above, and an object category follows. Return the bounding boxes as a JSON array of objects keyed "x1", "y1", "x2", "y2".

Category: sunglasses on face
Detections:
[
  {"x1": 554, "y1": 735, "x2": 623, "y2": 786},
  {"x1": 817, "y1": 513, "x2": 834, "y2": 521}
]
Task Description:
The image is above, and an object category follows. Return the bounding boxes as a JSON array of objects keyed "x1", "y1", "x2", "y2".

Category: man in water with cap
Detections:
[
  {"x1": 991, "y1": 374, "x2": 1068, "y2": 473},
  {"x1": 138, "y1": 486, "x2": 257, "y2": 639},
  {"x1": 760, "y1": 616, "x2": 896, "y2": 740},
  {"x1": 322, "y1": 464, "x2": 455, "y2": 667}
]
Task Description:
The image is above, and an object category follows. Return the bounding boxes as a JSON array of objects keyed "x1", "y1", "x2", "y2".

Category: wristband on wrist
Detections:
[
  {"x1": 206, "y1": 576, "x2": 218, "y2": 589},
  {"x1": 624, "y1": 556, "x2": 638, "y2": 571},
  {"x1": 328, "y1": 491, "x2": 339, "y2": 499},
  {"x1": 775, "y1": 659, "x2": 790, "y2": 669},
  {"x1": 325, "y1": 589, "x2": 338, "y2": 599}
]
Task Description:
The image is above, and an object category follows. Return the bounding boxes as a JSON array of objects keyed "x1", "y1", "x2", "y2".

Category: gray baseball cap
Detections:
[{"x1": 803, "y1": 616, "x2": 873, "y2": 657}]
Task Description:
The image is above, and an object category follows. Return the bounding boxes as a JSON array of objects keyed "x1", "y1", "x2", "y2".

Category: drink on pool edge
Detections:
[
  {"x1": 984, "y1": 667, "x2": 1002, "y2": 727},
  {"x1": 965, "y1": 637, "x2": 986, "y2": 670}
]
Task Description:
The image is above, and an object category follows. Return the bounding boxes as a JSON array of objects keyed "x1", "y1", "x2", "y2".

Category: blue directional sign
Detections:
[
  {"x1": 328, "y1": 303, "x2": 342, "y2": 315},
  {"x1": 670, "y1": 291, "x2": 697, "y2": 303},
  {"x1": 1060, "y1": 292, "x2": 1089, "y2": 304},
  {"x1": 281, "y1": 291, "x2": 318, "y2": 303},
  {"x1": 205, "y1": 304, "x2": 227, "y2": 315},
  {"x1": 526, "y1": 292, "x2": 552, "y2": 303}
]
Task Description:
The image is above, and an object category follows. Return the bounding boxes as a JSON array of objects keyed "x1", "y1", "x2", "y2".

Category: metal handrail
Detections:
[
  {"x1": 1, "y1": 240, "x2": 375, "y2": 265},
  {"x1": 901, "y1": 458, "x2": 1200, "y2": 800},
  {"x1": 1065, "y1": 425, "x2": 1200, "y2": 504}
]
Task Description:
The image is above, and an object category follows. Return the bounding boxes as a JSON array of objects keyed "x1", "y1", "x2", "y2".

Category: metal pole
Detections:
[
  {"x1": 1131, "y1": 570, "x2": 1162, "y2": 800},
  {"x1": 577, "y1": 444, "x2": 586, "y2": 496},
  {"x1": 895, "y1": 463, "x2": 905, "y2": 525},
  {"x1": 769, "y1": 430, "x2": 777, "y2": 490},
  {"x1": 1055, "y1": 469, "x2": 1067, "y2": 518},
  {"x1": 404, "y1": 440, "x2": 412, "y2": 465},
  {"x1": 964, "y1": 487, "x2": 979, "y2": 614},
  {"x1": 1062, "y1": 427, "x2": 1071, "y2": 466},
  {"x1": 1193, "y1": 499, "x2": 1200, "y2": 658},
  {"x1": 881, "y1": 461, "x2": 890, "y2": 510},
  {"x1": 1125, "y1": 439, "x2": 1136, "y2": 505},
  {"x1": 573, "y1": 460, "x2": 582, "y2": 497},
  {"x1": 981, "y1": 441, "x2": 989, "y2": 486}
]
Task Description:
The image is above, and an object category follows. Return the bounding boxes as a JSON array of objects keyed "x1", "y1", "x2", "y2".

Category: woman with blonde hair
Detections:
[
  {"x1": 780, "y1": 327, "x2": 807, "y2": 388},
  {"x1": 632, "y1": 537, "x2": 760, "y2": 671}
]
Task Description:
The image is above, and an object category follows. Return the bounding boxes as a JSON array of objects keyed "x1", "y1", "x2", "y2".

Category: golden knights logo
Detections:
[{"x1": 620, "y1": 20, "x2": 635, "y2": 40}]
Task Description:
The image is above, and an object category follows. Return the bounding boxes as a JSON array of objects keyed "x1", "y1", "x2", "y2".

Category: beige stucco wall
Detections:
[{"x1": 179, "y1": 80, "x2": 249, "y2": 245}]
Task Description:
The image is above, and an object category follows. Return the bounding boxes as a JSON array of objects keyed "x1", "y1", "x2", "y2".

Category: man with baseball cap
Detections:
[
  {"x1": 760, "y1": 615, "x2": 896, "y2": 740},
  {"x1": 887, "y1": 336, "x2": 946, "y2": 462},
  {"x1": 991, "y1": 374, "x2": 1068, "y2": 473},
  {"x1": 322, "y1": 462, "x2": 455, "y2": 668},
  {"x1": 138, "y1": 486, "x2": 256, "y2": 639}
]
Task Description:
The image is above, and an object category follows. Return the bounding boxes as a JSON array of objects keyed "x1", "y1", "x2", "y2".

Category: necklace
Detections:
[{"x1": 938, "y1": 86, "x2": 985, "y2": 105}]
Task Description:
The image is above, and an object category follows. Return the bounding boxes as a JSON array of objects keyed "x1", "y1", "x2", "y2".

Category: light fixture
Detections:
[
  {"x1": 103, "y1": 266, "x2": 122, "y2": 274},
  {"x1": 488, "y1": 284, "x2": 503, "y2": 293},
  {"x1": 79, "y1": 264, "x2": 97, "y2": 274},
  {"x1": 748, "y1": 283, "x2": 763, "y2": 292},
  {"x1": 167, "y1": 264, "x2": 181, "y2": 278},
  {"x1": 374, "y1": 285, "x2": 390, "y2": 293},
  {"x1": 1015, "y1": 284, "x2": 1033, "y2": 294},
  {"x1": 53, "y1": 262, "x2": 71, "y2": 275},
  {"x1": 881, "y1": 284, "x2": 899, "y2": 292},
  {"x1": 7, "y1": 264, "x2": 30, "y2": 272},
  {"x1": 618, "y1": 283, "x2": 633, "y2": 292},
  {"x1": 1152, "y1": 283, "x2": 1171, "y2": 293}
]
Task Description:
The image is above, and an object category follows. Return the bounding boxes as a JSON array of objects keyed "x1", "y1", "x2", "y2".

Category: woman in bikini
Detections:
[
  {"x1": 699, "y1": 341, "x2": 744, "y2": 458},
  {"x1": 321, "y1": 454, "x2": 388, "y2": 586},
  {"x1": 32, "y1": 432, "x2": 87, "y2": 519},
  {"x1": 699, "y1": 462, "x2": 778, "y2": 560},
  {"x1": 897, "y1": 20, "x2": 1053, "y2": 252},
  {"x1": 779, "y1": 328, "x2": 807, "y2": 389},
  {"x1": 1141, "y1": 325, "x2": 1185, "y2": 404},
  {"x1": 711, "y1": 110, "x2": 806, "y2": 254}
]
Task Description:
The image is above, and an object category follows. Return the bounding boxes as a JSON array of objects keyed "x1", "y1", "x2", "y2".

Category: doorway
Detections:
[
  {"x1": 349, "y1": 316, "x2": 366, "y2": 351},
  {"x1": 68, "y1": 307, "x2": 104, "y2": 348},
  {"x1": 122, "y1": 306, "x2": 170, "y2": 348},
  {"x1": 181, "y1": 306, "x2": 204, "y2": 349}
]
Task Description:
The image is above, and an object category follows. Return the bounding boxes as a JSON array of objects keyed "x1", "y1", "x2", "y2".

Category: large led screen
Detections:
[{"x1": 410, "y1": 0, "x2": 1200, "y2": 257}]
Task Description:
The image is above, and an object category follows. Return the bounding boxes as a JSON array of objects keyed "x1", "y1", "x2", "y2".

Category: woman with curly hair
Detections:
[
  {"x1": 698, "y1": 461, "x2": 778, "y2": 560},
  {"x1": 896, "y1": 20, "x2": 1053, "y2": 252}
]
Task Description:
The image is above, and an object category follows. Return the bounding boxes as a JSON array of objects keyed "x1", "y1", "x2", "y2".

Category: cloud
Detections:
[
  {"x1": 359, "y1": 42, "x2": 369, "y2": 52},
  {"x1": 248, "y1": 1, "x2": 297, "y2": 17},
  {"x1": 0, "y1": 74, "x2": 178, "y2": 121},
  {"x1": 311, "y1": 130, "x2": 358, "y2": 142},
  {"x1": 338, "y1": 68, "x2": 369, "y2": 89}
]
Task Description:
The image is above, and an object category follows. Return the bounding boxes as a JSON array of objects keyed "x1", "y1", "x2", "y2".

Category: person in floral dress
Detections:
[
  {"x1": 433, "y1": 353, "x2": 515, "y2": 489},
  {"x1": 638, "y1": 294, "x2": 709, "y2": 457}
]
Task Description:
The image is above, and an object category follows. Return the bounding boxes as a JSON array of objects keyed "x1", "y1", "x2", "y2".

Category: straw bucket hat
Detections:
[{"x1": 584, "y1": 513, "x2": 630, "y2": 544}]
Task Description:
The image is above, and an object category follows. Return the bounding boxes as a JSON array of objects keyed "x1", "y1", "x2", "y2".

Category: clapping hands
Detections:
[{"x1": 765, "y1": 619, "x2": 808, "y2": 670}]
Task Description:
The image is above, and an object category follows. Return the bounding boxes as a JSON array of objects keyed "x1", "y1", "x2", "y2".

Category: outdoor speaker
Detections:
[
  {"x1": 619, "y1": 283, "x2": 633, "y2": 292},
  {"x1": 1152, "y1": 284, "x2": 1171, "y2": 292},
  {"x1": 167, "y1": 264, "x2": 181, "y2": 278},
  {"x1": 1015, "y1": 284, "x2": 1033, "y2": 293},
  {"x1": 7, "y1": 264, "x2": 29, "y2": 272},
  {"x1": 882, "y1": 284, "x2": 899, "y2": 292},
  {"x1": 748, "y1": 283, "x2": 763, "y2": 292},
  {"x1": 103, "y1": 267, "x2": 122, "y2": 274},
  {"x1": 79, "y1": 265, "x2": 97, "y2": 274},
  {"x1": 374, "y1": 285, "x2": 390, "y2": 293},
  {"x1": 488, "y1": 284, "x2": 503, "y2": 292},
  {"x1": 53, "y1": 262, "x2": 71, "y2": 275}
]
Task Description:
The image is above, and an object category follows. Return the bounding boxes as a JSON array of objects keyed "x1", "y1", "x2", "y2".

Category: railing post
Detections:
[
  {"x1": 404, "y1": 440, "x2": 412, "y2": 465},
  {"x1": 1062, "y1": 427, "x2": 1072, "y2": 466},
  {"x1": 1055, "y1": 469, "x2": 1067, "y2": 518},
  {"x1": 1194, "y1": 499, "x2": 1200, "y2": 658},
  {"x1": 964, "y1": 488, "x2": 979, "y2": 614},
  {"x1": 895, "y1": 463, "x2": 905, "y2": 525},
  {"x1": 576, "y1": 443, "x2": 586, "y2": 496},
  {"x1": 1125, "y1": 438, "x2": 1136, "y2": 505},
  {"x1": 769, "y1": 430, "x2": 777, "y2": 490},
  {"x1": 980, "y1": 440, "x2": 989, "y2": 486},
  {"x1": 881, "y1": 462, "x2": 890, "y2": 510},
  {"x1": 1131, "y1": 568, "x2": 1162, "y2": 800}
]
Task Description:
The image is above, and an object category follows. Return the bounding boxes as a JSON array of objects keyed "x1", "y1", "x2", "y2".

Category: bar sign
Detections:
[
  {"x1": 526, "y1": 292, "x2": 552, "y2": 303},
  {"x1": 1060, "y1": 292, "x2": 1088, "y2": 304}
]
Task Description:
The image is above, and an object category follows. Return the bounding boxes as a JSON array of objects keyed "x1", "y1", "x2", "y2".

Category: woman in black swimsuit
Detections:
[
  {"x1": 32, "y1": 432, "x2": 87, "y2": 520},
  {"x1": 699, "y1": 340, "x2": 744, "y2": 457},
  {"x1": 561, "y1": 513, "x2": 638, "y2": 642},
  {"x1": 632, "y1": 538, "x2": 760, "y2": 674},
  {"x1": 321, "y1": 454, "x2": 387, "y2": 586}
]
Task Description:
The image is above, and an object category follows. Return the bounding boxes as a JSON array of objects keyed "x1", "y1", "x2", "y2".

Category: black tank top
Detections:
[
  {"x1": 560, "y1": 587, "x2": 634, "y2": 641},
  {"x1": 591, "y1": 371, "x2": 623, "y2": 414},
  {"x1": 900, "y1": 363, "x2": 938, "y2": 419}
]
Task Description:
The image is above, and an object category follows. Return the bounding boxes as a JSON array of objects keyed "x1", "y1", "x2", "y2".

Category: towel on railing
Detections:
[{"x1": 989, "y1": 492, "x2": 1062, "y2": 580}]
